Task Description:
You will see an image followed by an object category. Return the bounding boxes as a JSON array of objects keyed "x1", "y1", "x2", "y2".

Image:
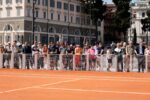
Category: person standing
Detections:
[
  {"x1": 88, "y1": 46, "x2": 96, "y2": 71},
  {"x1": 106, "y1": 47, "x2": 113, "y2": 72},
  {"x1": 4, "y1": 42, "x2": 12, "y2": 68},
  {"x1": 11, "y1": 40, "x2": 19, "y2": 69},
  {"x1": 75, "y1": 44, "x2": 82, "y2": 70},
  {"x1": 135, "y1": 40, "x2": 145, "y2": 72},
  {"x1": 22, "y1": 42, "x2": 32, "y2": 69},
  {"x1": 126, "y1": 41, "x2": 135, "y2": 72},
  {"x1": 114, "y1": 43, "x2": 123, "y2": 72}
]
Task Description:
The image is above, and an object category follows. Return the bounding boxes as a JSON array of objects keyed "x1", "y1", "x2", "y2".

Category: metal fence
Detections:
[{"x1": 0, "y1": 53, "x2": 150, "y2": 72}]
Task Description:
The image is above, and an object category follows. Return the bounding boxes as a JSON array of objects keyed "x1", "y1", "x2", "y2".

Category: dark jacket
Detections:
[
  {"x1": 136, "y1": 45, "x2": 145, "y2": 55},
  {"x1": 22, "y1": 46, "x2": 32, "y2": 54}
]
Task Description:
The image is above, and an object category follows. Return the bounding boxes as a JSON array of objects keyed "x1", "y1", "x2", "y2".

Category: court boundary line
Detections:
[
  {"x1": 0, "y1": 73, "x2": 150, "y2": 83},
  {"x1": 0, "y1": 79, "x2": 80, "y2": 94},
  {"x1": 0, "y1": 72, "x2": 150, "y2": 80},
  {"x1": 36, "y1": 87, "x2": 150, "y2": 95}
]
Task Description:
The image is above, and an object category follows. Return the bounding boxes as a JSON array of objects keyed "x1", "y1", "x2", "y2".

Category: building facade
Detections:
[
  {"x1": 130, "y1": 0, "x2": 150, "y2": 43},
  {"x1": 0, "y1": 0, "x2": 102, "y2": 45}
]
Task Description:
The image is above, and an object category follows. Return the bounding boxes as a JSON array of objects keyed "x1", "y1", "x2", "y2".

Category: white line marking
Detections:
[
  {"x1": 0, "y1": 72, "x2": 150, "y2": 80},
  {"x1": 0, "y1": 79, "x2": 80, "y2": 94},
  {"x1": 37, "y1": 87, "x2": 150, "y2": 95},
  {"x1": 0, "y1": 74, "x2": 150, "y2": 83}
]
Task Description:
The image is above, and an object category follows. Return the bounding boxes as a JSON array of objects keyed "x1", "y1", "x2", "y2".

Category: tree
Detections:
[
  {"x1": 82, "y1": 0, "x2": 106, "y2": 42},
  {"x1": 132, "y1": 28, "x2": 137, "y2": 45},
  {"x1": 112, "y1": 0, "x2": 131, "y2": 41},
  {"x1": 141, "y1": 9, "x2": 150, "y2": 44}
]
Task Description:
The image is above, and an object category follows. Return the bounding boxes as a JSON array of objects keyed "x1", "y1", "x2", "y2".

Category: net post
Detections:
[
  {"x1": 34, "y1": 54, "x2": 38, "y2": 70},
  {"x1": 59, "y1": 54, "x2": 63, "y2": 70},
  {"x1": 73, "y1": 55, "x2": 76, "y2": 71},
  {"x1": 145, "y1": 55, "x2": 148, "y2": 72},
  {"x1": 86, "y1": 54, "x2": 89, "y2": 71},
  {"x1": 22, "y1": 54, "x2": 26, "y2": 69},
  {"x1": 0, "y1": 53, "x2": 3, "y2": 68},
  {"x1": 46, "y1": 54, "x2": 50, "y2": 70},
  {"x1": 10, "y1": 53, "x2": 14, "y2": 69}
]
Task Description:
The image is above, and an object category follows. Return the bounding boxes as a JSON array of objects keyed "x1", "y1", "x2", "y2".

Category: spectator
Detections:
[
  {"x1": 0, "y1": 44, "x2": 4, "y2": 53},
  {"x1": 22, "y1": 42, "x2": 32, "y2": 69},
  {"x1": 88, "y1": 46, "x2": 96, "y2": 71},
  {"x1": 145, "y1": 45, "x2": 150, "y2": 55},
  {"x1": 75, "y1": 44, "x2": 82, "y2": 70},
  {"x1": 114, "y1": 43, "x2": 123, "y2": 72},
  {"x1": 126, "y1": 41, "x2": 136, "y2": 72},
  {"x1": 106, "y1": 47, "x2": 113, "y2": 72},
  {"x1": 4, "y1": 42, "x2": 11, "y2": 68},
  {"x1": 38, "y1": 42, "x2": 44, "y2": 69},
  {"x1": 135, "y1": 40, "x2": 145, "y2": 72}
]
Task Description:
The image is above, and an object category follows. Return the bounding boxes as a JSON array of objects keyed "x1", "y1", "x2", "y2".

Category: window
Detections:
[
  {"x1": 76, "y1": 5, "x2": 80, "y2": 13},
  {"x1": 51, "y1": 13, "x2": 53, "y2": 20},
  {"x1": 35, "y1": 10, "x2": 38, "y2": 17},
  {"x1": 142, "y1": 12, "x2": 145, "y2": 17},
  {"x1": 27, "y1": 0, "x2": 30, "y2": 3},
  {"x1": 27, "y1": 8, "x2": 31, "y2": 17},
  {"x1": 50, "y1": 0, "x2": 55, "y2": 8},
  {"x1": 76, "y1": 17, "x2": 80, "y2": 24},
  {"x1": 70, "y1": 4, "x2": 74, "y2": 11},
  {"x1": 62, "y1": 28, "x2": 68, "y2": 34},
  {"x1": 57, "y1": 1, "x2": 62, "y2": 9},
  {"x1": 81, "y1": 6, "x2": 85, "y2": 13},
  {"x1": 87, "y1": 16, "x2": 90, "y2": 25},
  {"x1": 16, "y1": 8, "x2": 21, "y2": 16},
  {"x1": 81, "y1": 17, "x2": 85, "y2": 25},
  {"x1": 42, "y1": 0, "x2": 48, "y2": 6},
  {"x1": 43, "y1": 11, "x2": 46, "y2": 19},
  {"x1": 35, "y1": 0, "x2": 40, "y2": 5},
  {"x1": 58, "y1": 14, "x2": 60, "y2": 21},
  {"x1": 71, "y1": 16, "x2": 73, "y2": 23},
  {"x1": 0, "y1": 0, "x2": 3, "y2": 5},
  {"x1": 133, "y1": 13, "x2": 136, "y2": 18},
  {"x1": 35, "y1": 25, "x2": 41, "y2": 32},
  {"x1": 64, "y1": 15, "x2": 67, "y2": 22},
  {"x1": 16, "y1": 0, "x2": 22, "y2": 3},
  {"x1": 64, "y1": 3, "x2": 68, "y2": 10},
  {"x1": 49, "y1": 27, "x2": 55, "y2": 33},
  {"x1": 6, "y1": 9, "x2": 11, "y2": 17},
  {"x1": 6, "y1": 0, "x2": 12, "y2": 4},
  {"x1": 4, "y1": 25, "x2": 13, "y2": 31}
]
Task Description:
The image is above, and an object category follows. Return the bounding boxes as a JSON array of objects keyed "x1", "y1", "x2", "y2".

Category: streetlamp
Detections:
[
  {"x1": 32, "y1": 0, "x2": 36, "y2": 44},
  {"x1": 67, "y1": 0, "x2": 71, "y2": 43}
]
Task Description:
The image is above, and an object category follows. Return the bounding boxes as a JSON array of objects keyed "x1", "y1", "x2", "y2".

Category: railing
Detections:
[{"x1": 0, "y1": 53, "x2": 150, "y2": 72}]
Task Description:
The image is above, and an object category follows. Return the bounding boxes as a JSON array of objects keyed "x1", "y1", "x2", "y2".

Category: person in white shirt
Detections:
[
  {"x1": 106, "y1": 47, "x2": 112, "y2": 71},
  {"x1": 145, "y1": 46, "x2": 150, "y2": 55},
  {"x1": 114, "y1": 43, "x2": 123, "y2": 72}
]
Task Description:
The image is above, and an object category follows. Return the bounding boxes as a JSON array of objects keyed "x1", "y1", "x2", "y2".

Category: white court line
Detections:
[
  {"x1": 0, "y1": 79, "x2": 80, "y2": 94},
  {"x1": 37, "y1": 87, "x2": 150, "y2": 95},
  {"x1": 0, "y1": 74, "x2": 150, "y2": 83},
  {"x1": 0, "y1": 72, "x2": 150, "y2": 80}
]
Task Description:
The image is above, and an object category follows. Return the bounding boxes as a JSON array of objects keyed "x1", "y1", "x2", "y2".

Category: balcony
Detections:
[
  {"x1": 16, "y1": 2, "x2": 23, "y2": 7},
  {"x1": 5, "y1": 3, "x2": 12, "y2": 8}
]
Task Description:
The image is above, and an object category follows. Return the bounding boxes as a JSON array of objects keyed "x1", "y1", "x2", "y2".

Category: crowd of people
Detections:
[{"x1": 0, "y1": 39, "x2": 149, "y2": 72}]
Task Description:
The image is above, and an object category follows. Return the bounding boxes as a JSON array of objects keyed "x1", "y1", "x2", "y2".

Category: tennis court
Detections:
[{"x1": 0, "y1": 69, "x2": 150, "y2": 100}]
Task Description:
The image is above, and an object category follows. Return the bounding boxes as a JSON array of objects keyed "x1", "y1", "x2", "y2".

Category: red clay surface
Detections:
[{"x1": 0, "y1": 69, "x2": 150, "y2": 100}]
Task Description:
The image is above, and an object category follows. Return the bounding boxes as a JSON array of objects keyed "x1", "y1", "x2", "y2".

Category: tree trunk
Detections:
[
  {"x1": 95, "y1": 21, "x2": 98, "y2": 42},
  {"x1": 123, "y1": 32, "x2": 127, "y2": 42}
]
